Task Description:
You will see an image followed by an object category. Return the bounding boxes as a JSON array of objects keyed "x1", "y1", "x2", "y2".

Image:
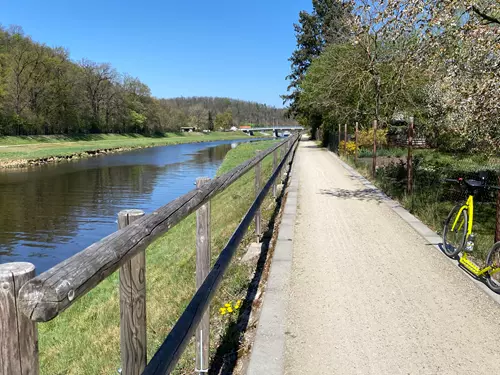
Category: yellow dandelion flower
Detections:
[
  {"x1": 219, "y1": 307, "x2": 227, "y2": 315},
  {"x1": 227, "y1": 306, "x2": 233, "y2": 313},
  {"x1": 224, "y1": 303, "x2": 231, "y2": 308},
  {"x1": 235, "y1": 300, "x2": 242, "y2": 309}
]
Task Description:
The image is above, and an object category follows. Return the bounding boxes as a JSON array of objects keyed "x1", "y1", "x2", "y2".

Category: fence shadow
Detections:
[
  {"x1": 319, "y1": 188, "x2": 385, "y2": 203},
  {"x1": 209, "y1": 168, "x2": 291, "y2": 374}
]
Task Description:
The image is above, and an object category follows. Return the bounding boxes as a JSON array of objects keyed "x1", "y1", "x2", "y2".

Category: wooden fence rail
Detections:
[
  {"x1": 18, "y1": 135, "x2": 298, "y2": 323},
  {"x1": 0, "y1": 133, "x2": 300, "y2": 375},
  {"x1": 143, "y1": 135, "x2": 300, "y2": 375}
]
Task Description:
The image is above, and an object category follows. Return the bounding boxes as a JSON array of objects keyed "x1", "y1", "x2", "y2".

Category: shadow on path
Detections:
[{"x1": 319, "y1": 187, "x2": 385, "y2": 203}]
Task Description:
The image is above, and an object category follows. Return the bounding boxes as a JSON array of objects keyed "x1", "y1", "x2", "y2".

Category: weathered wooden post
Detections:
[
  {"x1": 273, "y1": 150, "x2": 278, "y2": 198},
  {"x1": 195, "y1": 177, "x2": 211, "y2": 374},
  {"x1": 496, "y1": 173, "x2": 500, "y2": 243},
  {"x1": 0, "y1": 262, "x2": 39, "y2": 375},
  {"x1": 407, "y1": 116, "x2": 414, "y2": 195},
  {"x1": 118, "y1": 209, "x2": 146, "y2": 375},
  {"x1": 255, "y1": 152, "x2": 262, "y2": 242},
  {"x1": 355, "y1": 122, "x2": 359, "y2": 161},
  {"x1": 338, "y1": 123, "x2": 341, "y2": 154},
  {"x1": 372, "y1": 119, "x2": 378, "y2": 177},
  {"x1": 344, "y1": 123, "x2": 348, "y2": 156},
  {"x1": 281, "y1": 143, "x2": 288, "y2": 182}
]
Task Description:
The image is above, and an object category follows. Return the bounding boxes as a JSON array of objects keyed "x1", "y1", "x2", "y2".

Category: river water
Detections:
[{"x1": 0, "y1": 139, "x2": 250, "y2": 272}]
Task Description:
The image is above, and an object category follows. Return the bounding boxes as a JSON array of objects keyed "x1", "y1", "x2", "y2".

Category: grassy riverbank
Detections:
[
  {"x1": 38, "y1": 139, "x2": 279, "y2": 374},
  {"x1": 0, "y1": 132, "x2": 253, "y2": 168}
]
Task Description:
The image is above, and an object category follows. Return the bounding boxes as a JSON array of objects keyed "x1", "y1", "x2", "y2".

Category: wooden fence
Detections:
[{"x1": 0, "y1": 134, "x2": 300, "y2": 375}]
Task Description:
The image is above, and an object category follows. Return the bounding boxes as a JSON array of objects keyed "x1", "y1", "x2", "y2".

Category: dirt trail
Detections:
[{"x1": 284, "y1": 141, "x2": 500, "y2": 375}]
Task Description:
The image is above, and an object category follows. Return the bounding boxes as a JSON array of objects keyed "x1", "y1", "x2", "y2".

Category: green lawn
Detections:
[
  {"x1": 37, "y1": 139, "x2": 279, "y2": 375},
  {"x1": 0, "y1": 132, "x2": 255, "y2": 167}
]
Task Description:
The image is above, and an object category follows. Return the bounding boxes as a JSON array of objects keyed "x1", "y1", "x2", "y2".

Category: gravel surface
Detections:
[{"x1": 284, "y1": 141, "x2": 500, "y2": 375}]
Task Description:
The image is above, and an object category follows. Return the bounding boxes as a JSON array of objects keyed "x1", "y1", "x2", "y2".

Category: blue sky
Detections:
[{"x1": 1, "y1": 0, "x2": 313, "y2": 108}]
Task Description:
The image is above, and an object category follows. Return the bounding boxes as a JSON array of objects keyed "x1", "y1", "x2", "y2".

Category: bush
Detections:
[
  {"x1": 339, "y1": 140, "x2": 357, "y2": 156},
  {"x1": 358, "y1": 128, "x2": 388, "y2": 148}
]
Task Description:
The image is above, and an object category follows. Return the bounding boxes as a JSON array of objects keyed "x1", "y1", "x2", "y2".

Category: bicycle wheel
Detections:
[
  {"x1": 485, "y1": 242, "x2": 500, "y2": 293},
  {"x1": 442, "y1": 204, "x2": 468, "y2": 257}
]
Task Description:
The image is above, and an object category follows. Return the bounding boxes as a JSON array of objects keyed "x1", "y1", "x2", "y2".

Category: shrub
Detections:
[
  {"x1": 357, "y1": 128, "x2": 388, "y2": 148},
  {"x1": 339, "y1": 140, "x2": 357, "y2": 156}
]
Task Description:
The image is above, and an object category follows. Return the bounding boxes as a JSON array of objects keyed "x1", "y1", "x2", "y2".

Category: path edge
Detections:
[
  {"x1": 245, "y1": 149, "x2": 300, "y2": 375},
  {"x1": 328, "y1": 149, "x2": 500, "y2": 306}
]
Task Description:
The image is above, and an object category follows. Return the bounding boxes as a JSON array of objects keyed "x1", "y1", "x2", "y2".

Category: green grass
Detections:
[
  {"x1": 358, "y1": 147, "x2": 408, "y2": 158},
  {"x1": 0, "y1": 132, "x2": 254, "y2": 166},
  {"x1": 37, "y1": 139, "x2": 279, "y2": 375}
]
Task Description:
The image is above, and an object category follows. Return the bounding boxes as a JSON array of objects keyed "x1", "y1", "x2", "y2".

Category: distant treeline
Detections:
[{"x1": 0, "y1": 26, "x2": 294, "y2": 136}]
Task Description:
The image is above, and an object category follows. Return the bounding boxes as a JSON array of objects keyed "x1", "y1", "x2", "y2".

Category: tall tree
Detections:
[
  {"x1": 207, "y1": 110, "x2": 214, "y2": 131},
  {"x1": 283, "y1": 1, "x2": 353, "y2": 137},
  {"x1": 79, "y1": 59, "x2": 117, "y2": 133},
  {"x1": 362, "y1": 0, "x2": 500, "y2": 150}
]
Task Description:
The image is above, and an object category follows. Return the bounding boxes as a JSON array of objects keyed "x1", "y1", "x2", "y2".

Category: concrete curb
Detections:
[
  {"x1": 328, "y1": 150, "x2": 500, "y2": 305},
  {"x1": 246, "y1": 149, "x2": 300, "y2": 375}
]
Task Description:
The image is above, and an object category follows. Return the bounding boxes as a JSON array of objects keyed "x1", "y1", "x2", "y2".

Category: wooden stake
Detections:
[
  {"x1": 372, "y1": 120, "x2": 377, "y2": 177},
  {"x1": 355, "y1": 122, "x2": 359, "y2": 161},
  {"x1": 118, "y1": 209, "x2": 146, "y2": 375},
  {"x1": 344, "y1": 123, "x2": 348, "y2": 156},
  {"x1": 496, "y1": 174, "x2": 500, "y2": 243},
  {"x1": 407, "y1": 117, "x2": 414, "y2": 195},
  {"x1": 0, "y1": 262, "x2": 39, "y2": 375},
  {"x1": 338, "y1": 123, "x2": 341, "y2": 154},
  {"x1": 273, "y1": 150, "x2": 278, "y2": 198},
  {"x1": 195, "y1": 177, "x2": 211, "y2": 374},
  {"x1": 255, "y1": 154, "x2": 261, "y2": 242}
]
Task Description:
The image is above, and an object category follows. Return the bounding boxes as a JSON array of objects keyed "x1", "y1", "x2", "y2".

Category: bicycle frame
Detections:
[
  {"x1": 459, "y1": 253, "x2": 500, "y2": 277},
  {"x1": 451, "y1": 195, "x2": 500, "y2": 277},
  {"x1": 451, "y1": 195, "x2": 474, "y2": 237}
]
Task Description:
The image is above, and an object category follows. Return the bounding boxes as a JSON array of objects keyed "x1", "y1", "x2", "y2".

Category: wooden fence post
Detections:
[
  {"x1": 407, "y1": 116, "x2": 414, "y2": 195},
  {"x1": 118, "y1": 209, "x2": 146, "y2": 375},
  {"x1": 355, "y1": 122, "x2": 359, "y2": 161},
  {"x1": 0, "y1": 262, "x2": 39, "y2": 375},
  {"x1": 273, "y1": 150, "x2": 278, "y2": 198},
  {"x1": 372, "y1": 119, "x2": 377, "y2": 177},
  {"x1": 338, "y1": 123, "x2": 341, "y2": 154},
  {"x1": 496, "y1": 173, "x2": 500, "y2": 243},
  {"x1": 281, "y1": 143, "x2": 287, "y2": 182},
  {"x1": 195, "y1": 177, "x2": 211, "y2": 374},
  {"x1": 255, "y1": 153, "x2": 262, "y2": 243},
  {"x1": 344, "y1": 123, "x2": 347, "y2": 156}
]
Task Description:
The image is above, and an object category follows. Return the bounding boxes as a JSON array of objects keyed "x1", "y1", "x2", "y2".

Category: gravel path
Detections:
[{"x1": 284, "y1": 141, "x2": 500, "y2": 375}]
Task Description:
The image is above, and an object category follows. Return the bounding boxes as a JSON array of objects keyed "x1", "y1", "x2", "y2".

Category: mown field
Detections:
[{"x1": 0, "y1": 132, "x2": 254, "y2": 167}]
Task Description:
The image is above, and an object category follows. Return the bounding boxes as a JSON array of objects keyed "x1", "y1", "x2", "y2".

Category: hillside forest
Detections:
[{"x1": 0, "y1": 26, "x2": 294, "y2": 136}]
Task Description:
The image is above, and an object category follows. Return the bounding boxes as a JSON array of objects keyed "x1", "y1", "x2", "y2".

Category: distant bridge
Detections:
[{"x1": 240, "y1": 126, "x2": 303, "y2": 132}]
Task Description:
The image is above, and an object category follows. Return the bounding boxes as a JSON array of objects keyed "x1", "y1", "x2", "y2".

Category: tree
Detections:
[
  {"x1": 214, "y1": 110, "x2": 233, "y2": 129},
  {"x1": 207, "y1": 110, "x2": 214, "y2": 131},
  {"x1": 283, "y1": 1, "x2": 353, "y2": 137},
  {"x1": 79, "y1": 59, "x2": 117, "y2": 133},
  {"x1": 358, "y1": 0, "x2": 500, "y2": 150}
]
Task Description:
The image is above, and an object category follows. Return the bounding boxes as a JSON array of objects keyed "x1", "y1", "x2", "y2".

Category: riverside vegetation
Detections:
[{"x1": 37, "y1": 139, "x2": 280, "y2": 374}]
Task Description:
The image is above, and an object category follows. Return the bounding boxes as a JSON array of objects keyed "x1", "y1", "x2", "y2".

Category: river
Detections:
[{"x1": 0, "y1": 139, "x2": 253, "y2": 272}]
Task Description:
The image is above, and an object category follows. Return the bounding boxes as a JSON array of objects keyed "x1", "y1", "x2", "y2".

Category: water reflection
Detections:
[{"x1": 0, "y1": 140, "x2": 241, "y2": 272}]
